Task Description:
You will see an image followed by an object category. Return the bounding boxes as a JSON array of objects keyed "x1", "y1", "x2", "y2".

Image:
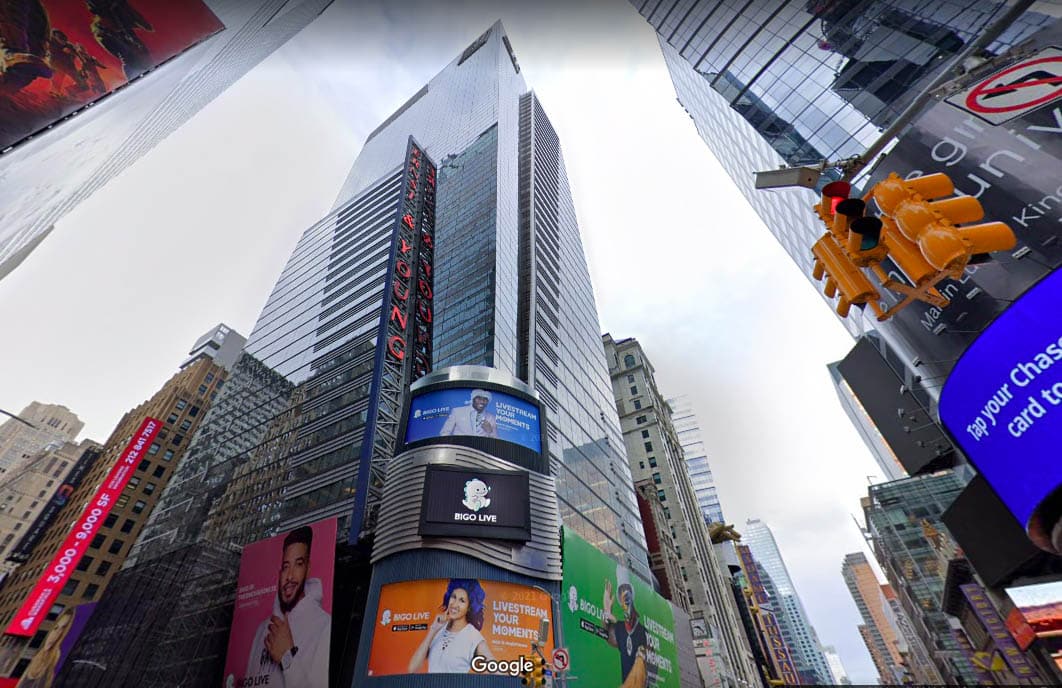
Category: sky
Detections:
[{"x1": 0, "y1": 0, "x2": 887, "y2": 682}]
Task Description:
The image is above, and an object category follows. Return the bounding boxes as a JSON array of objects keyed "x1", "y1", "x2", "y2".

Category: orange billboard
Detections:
[{"x1": 367, "y1": 578, "x2": 553, "y2": 676}]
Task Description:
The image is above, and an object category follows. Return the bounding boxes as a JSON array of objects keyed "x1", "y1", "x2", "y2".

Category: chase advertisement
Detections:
[
  {"x1": 939, "y1": 268, "x2": 1062, "y2": 537},
  {"x1": 1, "y1": 0, "x2": 225, "y2": 150},
  {"x1": 562, "y1": 527, "x2": 680, "y2": 687},
  {"x1": 405, "y1": 387, "x2": 541, "y2": 453},
  {"x1": 223, "y1": 518, "x2": 337, "y2": 688},
  {"x1": 367, "y1": 578, "x2": 553, "y2": 676}
]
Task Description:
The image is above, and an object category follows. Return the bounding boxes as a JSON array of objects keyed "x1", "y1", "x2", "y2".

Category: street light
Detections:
[{"x1": 0, "y1": 409, "x2": 36, "y2": 429}]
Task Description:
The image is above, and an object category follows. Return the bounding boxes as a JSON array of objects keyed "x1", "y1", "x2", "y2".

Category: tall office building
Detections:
[
  {"x1": 743, "y1": 519, "x2": 832, "y2": 684},
  {"x1": 604, "y1": 335, "x2": 760, "y2": 688},
  {"x1": 0, "y1": 0, "x2": 333, "y2": 280},
  {"x1": 822, "y1": 645, "x2": 851, "y2": 685},
  {"x1": 632, "y1": 0, "x2": 1057, "y2": 366},
  {"x1": 863, "y1": 472, "x2": 973, "y2": 684},
  {"x1": 0, "y1": 403, "x2": 83, "y2": 476},
  {"x1": 841, "y1": 552, "x2": 909, "y2": 683},
  {"x1": 0, "y1": 439, "x2": 101, "y2": 575},
  {"x1": 0, "y1": 325, "x2": 241, "y2": 680},
  {"x1": 670, "y1": 395, "x2": 726, "y2": 525}
]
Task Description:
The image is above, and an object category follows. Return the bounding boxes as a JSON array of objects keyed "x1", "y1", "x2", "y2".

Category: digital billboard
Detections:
[
  {"x1": 0, "y1": 0, "x2": 224, "y2": 151},
  {"x1": 939, "y1": 268, "x2": 1062, "y2": 543},
  {"x1": 405, "y1": 387, "x2": 541, "y2": 452},
  {"x1": 223, "y1": 517, "x2": 336, "y2": 688},
  {"x1": 1007, "y1": 580, "x2": 1062, "y2": 641},
  {"x1": 419, "y1": 465, "x2": 531, "y2": 541},
  {"x1": 15, "y1": 602, "x2": 96, "y2": 688},
  {"x1": 5, "y1": 417, "x2": 160, "y2": 638},
  {"x1": 562, "y1": 527, "x2": 680, "y2": 687},
  {"x1": 367, "y1": 578, "x2": 553, "y2": 676}
]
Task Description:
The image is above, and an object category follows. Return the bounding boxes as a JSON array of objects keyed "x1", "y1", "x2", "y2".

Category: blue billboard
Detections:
[
  {"x1": 405, "y1": 387, "x2": 541, "y2": 453},
  {"x1": 939, "y1": 268, "x2": 1062, "y2": 533}
]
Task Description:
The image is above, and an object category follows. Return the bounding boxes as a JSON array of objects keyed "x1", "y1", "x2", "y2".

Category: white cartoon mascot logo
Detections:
[
  {"x1": 462, "y1": 478, "x2": 491, "y2": 512},
  {"x1": 568, "y1": 585, "x2": 579, "y2": 614}
]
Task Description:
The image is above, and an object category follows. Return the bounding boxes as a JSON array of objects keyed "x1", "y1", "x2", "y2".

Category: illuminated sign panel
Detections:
[
  {"x1": 0, "y1": 1, "x2": 224, "y2": 150},
  {"x1": 939, "y1": 268, "x2": 1062, "y2": 542},
  {"x1": 5, "y1": 417, "x2": 161, "y2": 637},
  {"x1": 736, "y1": 544, "x2": 799, "y2": 685},
  {"x1": 1006, "y1": 580, "x2": 1062, "y2": 644},
  {"x1": 418, "y1": 465, "x2": 531, "y2": 541},
  {"x1": 405, "y1": 387, "x2": 542, "y2": 453}
]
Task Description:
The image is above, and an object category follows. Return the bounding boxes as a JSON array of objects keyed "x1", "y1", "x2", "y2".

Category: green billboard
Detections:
[{"x1": 561, "y1": 527, "x2": 680, "y2": 687}]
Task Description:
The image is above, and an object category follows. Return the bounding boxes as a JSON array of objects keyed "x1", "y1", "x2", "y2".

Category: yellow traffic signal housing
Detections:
[
  {"x1": 871, "y1": 173, "x2": 1016, "y2": 275},
  {"x1": 521, "y1": 654, "x2": 547, "y2": 687},
  {"x1": 811, "y1": 234, "x2": 879, "y2": 317}
]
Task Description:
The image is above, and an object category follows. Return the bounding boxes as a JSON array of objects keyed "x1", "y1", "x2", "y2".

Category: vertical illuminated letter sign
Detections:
[
  {"x1": 412, "y1": 160, "x2": 435, "y2": 380},
  {"x1": 5, "y1": 417, "x2": 161, "y2": 637}
]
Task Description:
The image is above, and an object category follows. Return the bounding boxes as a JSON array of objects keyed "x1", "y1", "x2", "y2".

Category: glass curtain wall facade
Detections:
[
  {"x1": 0, "y1": 0, "x2": 334, "y2": 280},
  {"x1": 863, "y1": 472, "x2": 979, "y2": 685},
  {"x1": 669, "y1": 395, "x2": 726, "y2": 525},
  {"x1": 743, "y1": 519, "x2": 832, "y2": 684},
  {"x1": 632, "y1": 0, "x2": 1057, "y2": 343}
]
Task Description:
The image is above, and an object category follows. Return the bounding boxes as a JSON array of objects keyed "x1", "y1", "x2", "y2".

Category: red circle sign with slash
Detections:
[
  {"x1": 964, "y1": 55, "x2": 1062, "y2": 115},
  {"x1": 551, "y1": 647, "x2": 570, "y2": 672}
]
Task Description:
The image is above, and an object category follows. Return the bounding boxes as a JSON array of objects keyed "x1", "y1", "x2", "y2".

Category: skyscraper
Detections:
[
  {"x1": 0, "y1": 0, "x2": 334, "y2": 280},
  {"x1": 743, "y1": 519, "x2": 832, "y2": 684},
  {"x1": 822, "y1": 645, "x2": 852, "y2": 685},
  {"x1": 0, "y1": 402, "x2": 83, "y2": 476},
  {"x1": 604, "y1": 335, "x2": 760, "y2": 688},
  {"x1": 669, "y1": 395, "x2": 726, "y2": 525},
  {"x1": 631, "y1": 0, "x2": 1057, "y2": 361},
  {"x1": 841, "y1": 552, "x2": 908, "y2": 683}
]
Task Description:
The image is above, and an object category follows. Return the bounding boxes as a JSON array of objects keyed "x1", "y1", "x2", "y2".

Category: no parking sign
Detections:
[{"x1": 946, "y1": 47, "x2": 1062, "y2": 125}]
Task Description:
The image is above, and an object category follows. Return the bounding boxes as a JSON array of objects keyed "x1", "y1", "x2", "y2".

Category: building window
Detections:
[
  {"x1": 162, "y1": 450, "x2": 174, "y2": 462},
  {"x1": 657, "y1": 490, "x2": 666, "y2": 502},
  {"x1": 97, "y1": 561, "x2": 111, "y2": 576},
  {"x1": 648, "y1": 457, "x2": 657, "y2": 468},
  {"x1": 197, "y1": 385, "x2": 208, "y2": 396},
  {"x1": 116, "y1": 494, "x2": 129, "y2": 508},
  {"x1": 144, "y1": 483, "x2": 156, "y2": 495},
  {"x1": 664, "y1": 508, "x2": 671, "y2": 520},
  {"x1": 189, "y1": 405, "x2": 200, "y2": 417},
  {"x1": 108, "y1": 539, "x2": 124, "y2": 555},
  {"x1": 179, "y1": 420, "x2": 191, "y2": 432},
  {"x1": 623, "y1": 354, "x2": 636, "y2": 368},
  {"x1": 83, "y1": 583, "x2": 99, "y2": 599},
  {"x1": 644, "y1": 441, "x2": 653, "y2": 452},
  {"x1": 13, "y1": 522, "x2": 21, "y2": 531},
  {"x1": 137, "y1": 460, "x2": 149, "y2": 472},
  {"x1": 633, "y1": 400, "x2": 642, "y2": 410},
  {"x1": 60, "y1": 580, "x2": 78, "y2": 597},
  {"x1": 153, "y1": 465, "x2": 165, "y2": 478},
  {"x1": 175, "y1": 399, "x2": 187, "y2": 410},
  {"x1": 28, "y1": 630, "x2": 47, "y2": 650},
  {"x1": 148, "y1": 443, "x2": 160, "y2": 455},
  {"x1": 120, "y1": 519, "x2": 135, "y2": 534},
  {"x1": 205, "y1": 372, "x2": 215, "y2": 383},
  {"x1": 638, "y1": 461, "x2": 645, "y2": 470},
  {"x1": 172, "y1": 435, "x2": 183, "y2": 446},
  {"x1": 641, "y1": 430, "x2": 649, "y2": 438},
  {"x1": 132, "y1": 500, "x2": 147, "y2": 515},
  {"x1": 626, "y1": 375, "x2": 634, "y2": 383},
  {"x1": 76, "y1": 556, "x2": 93, "y2": 572},
  {"x1": 636, "y1": 416, "x2": 647, "y2": 424},
  {"x1": 90, "y1": 534, "x2": 105, "y2": 549},
  {"x1": 45, "y1": 604, "x2": 65, "y2": 622},
  {"x1": 652, "y1": 473, "x2": 662, "y2": 485},
  {"x1": 630, "y1": 386, "x2": 638, "y2": 395},
  {"x1": 103, "y1": 514, "x2": 117, "y2": 528},
  {"x1": 127, "y1": 476, "x2": 140, "y2": 490},
  {"x1": 166, "y1": 414, "x2": 178, "y2": 424}
]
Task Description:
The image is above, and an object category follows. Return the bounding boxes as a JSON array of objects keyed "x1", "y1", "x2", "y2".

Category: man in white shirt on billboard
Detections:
[
  {"x1": 245, "y1": 526, "x2": 330, "y2": 687},
  {"x1": 441, "y1": 390, "x2": 498, "y2": 438}
]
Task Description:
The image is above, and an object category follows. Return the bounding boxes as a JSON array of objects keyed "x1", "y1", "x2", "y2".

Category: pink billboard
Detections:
[
  {"x1": 4, "y1": 417, "x2": 161, "y2": 638},
  {"x1": 223, "y1": 517, "x2": 336, "y2": 688}
]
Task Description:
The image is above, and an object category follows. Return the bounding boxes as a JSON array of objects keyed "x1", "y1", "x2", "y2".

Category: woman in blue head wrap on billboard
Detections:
[{"x1": 407, "y1": 578, "x2": 496, "y2": 673}]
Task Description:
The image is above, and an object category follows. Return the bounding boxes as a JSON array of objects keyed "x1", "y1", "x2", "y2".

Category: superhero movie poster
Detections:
[{"x1": 0, "y1": 0, "x2": 224, "y2": 150}]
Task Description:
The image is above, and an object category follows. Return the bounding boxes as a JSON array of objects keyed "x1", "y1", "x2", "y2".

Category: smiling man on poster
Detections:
[{"x1": 244, "y1": 526, "x2": 330, "y2": 687}]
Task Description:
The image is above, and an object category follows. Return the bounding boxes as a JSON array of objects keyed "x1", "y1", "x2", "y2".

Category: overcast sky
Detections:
[{"x1": 0, "y1": 1, "x2": 888, "y2": 681}]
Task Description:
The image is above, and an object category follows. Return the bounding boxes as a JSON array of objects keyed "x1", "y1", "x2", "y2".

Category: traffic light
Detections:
[
  {"x1": 811, "y1": 234, "x2": 879, "y2": 317},
  {"x1": 520, "y1": 654, "x2": 547, "y2": 687},
  {"x1": 870, "y1": 172, "x2": 1016, "y2": 274}
]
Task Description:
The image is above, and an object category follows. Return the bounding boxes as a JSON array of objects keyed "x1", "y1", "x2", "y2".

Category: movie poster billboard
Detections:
[
  {"x1": 1007, "y1": 580, "x2": 1062, "y2": 641},
  {"x1": 405, "y1": 387, "x2": 541, "y2": 452},
  {"x1": 14, "y1": 602, "x2": 95, "y2": 688},
  {"x1": 223, "y1": 518, "x2": 337, "y2": 688},
  {"x1": 0, "y1": 0, "x2": 225, "y2": 150},
  {"x1": 367, "y1": 578, "x2": 553, "y2": 676},
  {"x1": 562, "y1": 527, "x2": 680, "y2": 687}
]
